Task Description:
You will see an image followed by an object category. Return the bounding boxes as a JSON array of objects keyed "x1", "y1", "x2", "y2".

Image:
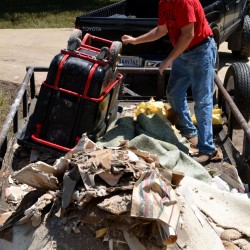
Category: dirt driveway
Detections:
[{"x1": 0, "y1": 29, "x2": 72, "y2": 85}]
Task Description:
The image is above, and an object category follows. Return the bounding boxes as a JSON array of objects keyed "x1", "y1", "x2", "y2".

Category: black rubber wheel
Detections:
[
  {"x1": 96, "y1": 46, "x2": 110, "y2": 60},
  {"x1": 232, "y1": 15, "x2": 250, "y2": 59},
  {"x1": 222, "y1": 62, "x2": 250, "y2": 129},
  {"x1": 67, "y1": 29, "x2": 82, "y2": 52},
  {"x1": 109, "y1": 41, "x2": 122, "y2": 70}
]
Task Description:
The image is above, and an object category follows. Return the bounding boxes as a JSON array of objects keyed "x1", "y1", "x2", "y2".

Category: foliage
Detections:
[
  {"x1": 0, "y1": 90, "x2": 10, "y2": 126},
  {"x1": 0, "y1": 0, "x2": 119, "y2": 28}
]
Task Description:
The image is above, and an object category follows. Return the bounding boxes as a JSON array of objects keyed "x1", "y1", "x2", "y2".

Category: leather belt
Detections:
[{"x1": 184, "y1": 36, "x2": 212, "y2": 53}]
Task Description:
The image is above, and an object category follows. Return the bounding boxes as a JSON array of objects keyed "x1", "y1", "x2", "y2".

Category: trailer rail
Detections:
[{"x1": 0, "y1": 66, "x2": 250, "y2": 183}]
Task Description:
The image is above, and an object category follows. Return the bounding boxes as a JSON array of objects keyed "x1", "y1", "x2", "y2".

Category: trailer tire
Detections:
[
  {"x1": 67, "y1": 29, "x2": 82, "y2": 52},
  {"x1": 232, "y1": 15, "x2": 250, "y2": 59},
  {"x1": 222, "y1": 62, "x2": 250, "y2": 129},
  {"x1": 109, "y1": 41, "x2": 122, "y2": 70}
]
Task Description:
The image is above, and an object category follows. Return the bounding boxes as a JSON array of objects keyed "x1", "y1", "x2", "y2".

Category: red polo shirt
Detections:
[{"x1": 158, "y1": 0, "x2": 213, "y2": 49}]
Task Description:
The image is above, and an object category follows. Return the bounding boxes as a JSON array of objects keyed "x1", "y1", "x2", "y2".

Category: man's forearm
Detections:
[{"x1": 134, "y1": 26, "x2": 168, "y2": 45}]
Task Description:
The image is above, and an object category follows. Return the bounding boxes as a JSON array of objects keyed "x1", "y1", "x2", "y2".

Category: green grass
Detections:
[
  {"x1": 0, "y1": 90, "x2": 10, "y2": 125},
  {"x1": 0, "y1": 0, "x2": 119, "y2": 28}
]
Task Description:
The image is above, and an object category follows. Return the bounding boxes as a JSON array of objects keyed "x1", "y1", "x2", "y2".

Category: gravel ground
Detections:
[{"x1": 0, "y1": 28, "x2": 249, "y2": 84}]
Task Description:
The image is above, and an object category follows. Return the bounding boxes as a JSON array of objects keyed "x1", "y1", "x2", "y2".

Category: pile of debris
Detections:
[
  {"x1": 1, "y1": 131, "x2": 250, "y2": 250},
  {"x1": 0, "y1": 135, "x2": 186, "y2": 249},
  {"x1": 1, "y1": 105, "x2": 250, "y2": 249}
]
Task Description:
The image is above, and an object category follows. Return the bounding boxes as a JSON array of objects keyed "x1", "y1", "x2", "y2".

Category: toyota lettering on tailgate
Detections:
[{"x1": 82, "y1": 27, "x2": 102, "y2": 32}]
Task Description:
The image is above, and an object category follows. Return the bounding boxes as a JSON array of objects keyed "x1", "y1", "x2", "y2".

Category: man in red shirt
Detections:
[{"x1": 122, "y1": 0, "x2": 218, "y2": 165}]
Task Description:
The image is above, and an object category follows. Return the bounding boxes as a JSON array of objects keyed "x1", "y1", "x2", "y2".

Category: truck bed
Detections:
[{"x1": 75, "y1": 0, "x2": 173, "y2": 62}]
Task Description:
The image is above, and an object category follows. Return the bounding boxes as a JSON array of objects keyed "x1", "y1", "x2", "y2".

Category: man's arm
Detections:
[
  {"x1": 159, "y1": 23, "x2": 194, "y2": 75},
  {"x1": 121, "y1": 25, "x2": 168, "y2": 45}
]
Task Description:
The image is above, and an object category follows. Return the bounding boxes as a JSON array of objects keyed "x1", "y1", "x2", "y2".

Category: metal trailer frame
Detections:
[{"x1": 0, "y1": 66, "x2": 250, "y2": 183}]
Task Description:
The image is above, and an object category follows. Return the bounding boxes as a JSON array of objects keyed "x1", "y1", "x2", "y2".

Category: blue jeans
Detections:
[{"x1": 166, "y1": 37, "x2": 217, "y2": 154}]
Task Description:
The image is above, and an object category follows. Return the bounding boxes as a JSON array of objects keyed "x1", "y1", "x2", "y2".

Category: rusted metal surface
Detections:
[
  {"x1": 0, "y1": 66, "x2": 47, "y2": 167},
  {"x1": 0, "y1": 67, "x2": 33, "y2": 166},
  {"x1": 214, "y1": 73, "x2": 250, "y2": 161},
  {"x1": 214, "y1": 74, "x2": 250, "y2": 141}
]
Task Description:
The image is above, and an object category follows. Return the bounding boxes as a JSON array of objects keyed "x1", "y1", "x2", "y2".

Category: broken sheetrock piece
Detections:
[
  {"x1": 78, "y1": 166, "x2": 95, "y2": 190},
  {"x1": 157, "y1": 220, "x2": 177, "y2": 245},
  {"x1": 109, "y1": 239, "x2": 113, "y2": 250},
  {"x1": 129, "y1": 147, "x2": 158, "y2": 163},
  {"x1": 62, "y1": 172, "x2": 77, "y2": 209},
  {"x1": 233, "y1": 239, "x2": 250, "y2": 249},
  {"x1": 212, "y1": 176, "x2": 231, "y2": 192},
  {"x1": 4, "y1": 186, "x2": 28, "y2": 204},
  {"x1": 157, "y1": 168, "x2": 184, "y2": 188},
  {"x1": 71, "y1": 190, "x2": 79, "y2": 201},
  {"x1": 95, "y1": 227, "x2": 109, "y2": 238},
  {"x1": 178, "y1": 186, "x2": 206, "y2": 226},
  {"x1": 222, "y1": 240, "x2": 240, "y2": 250},
  {"x1": 67, "y1": 133, "x2": 102, "y2": 155},
  {"x1": 22, "y1": 192, "x2": 56, "y2": 227},
  {"x1": 221, "y1": 229, "x2": 243, "y2": 241},
  {"x1": 131, "y1": 170, "x2": 180, "y2": 245},
  {"x1": 8, "y1": 175, "x2": 14, "y2": 184},
  {"x1": 77, "y1": 186, "x2": 108, "y2": 207},
  {"x1": 126, "y1": 150, "x2": 140, "y2": 162},
  {"x1": 0, "y1": 212, "x2": 13, "y2": 225},
  {"x1": 123, "y1": 231, "x2": 146, "y2": 250},
  {"x1": 14, "y1": 161, "x2": 59, "y2": 190},
  {"x1": 172, "y1": 171, "x2": 185, "y2": 187},
  {"x1": 175, "y1": 226, "x2": 190, "y2": 249},
  {"x1": 105, "y1": 183, "x2": 134, "y2": 194},
  {"x1": 97, "y1": 194, "x2": 131, "y2": 215},
  {"x1": 88, "y1": 149, "x2": 113, "y2": 170},
  {"x1": 31, "y1": 211, "x2": 42, "y2": 227},
  {"x1": 218, "y1": 163, "x2": 245, "y2": 193},
  {"x1": 98, "y1": 171, "x2": 123, "y2": 186},
  {"x1": 0, "y1": 171, "x2": 9, "y2": 179}
]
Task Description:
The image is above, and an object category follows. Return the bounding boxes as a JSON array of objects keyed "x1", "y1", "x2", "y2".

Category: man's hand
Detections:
[
  {"x1": 159, "y1": 58, "x2": 172, "y2": 76},
  {"x1": 121, "y1": 35, "x2": 137, "y2": 45}
]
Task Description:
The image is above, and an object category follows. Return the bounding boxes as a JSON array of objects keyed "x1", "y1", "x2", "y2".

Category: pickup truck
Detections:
[
  {"x1": 1, "y1": 1, "x2": 250, "y2": 189},
  {"x1": 75, "y1": 0, "x2": 250, "y2": 68}
]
